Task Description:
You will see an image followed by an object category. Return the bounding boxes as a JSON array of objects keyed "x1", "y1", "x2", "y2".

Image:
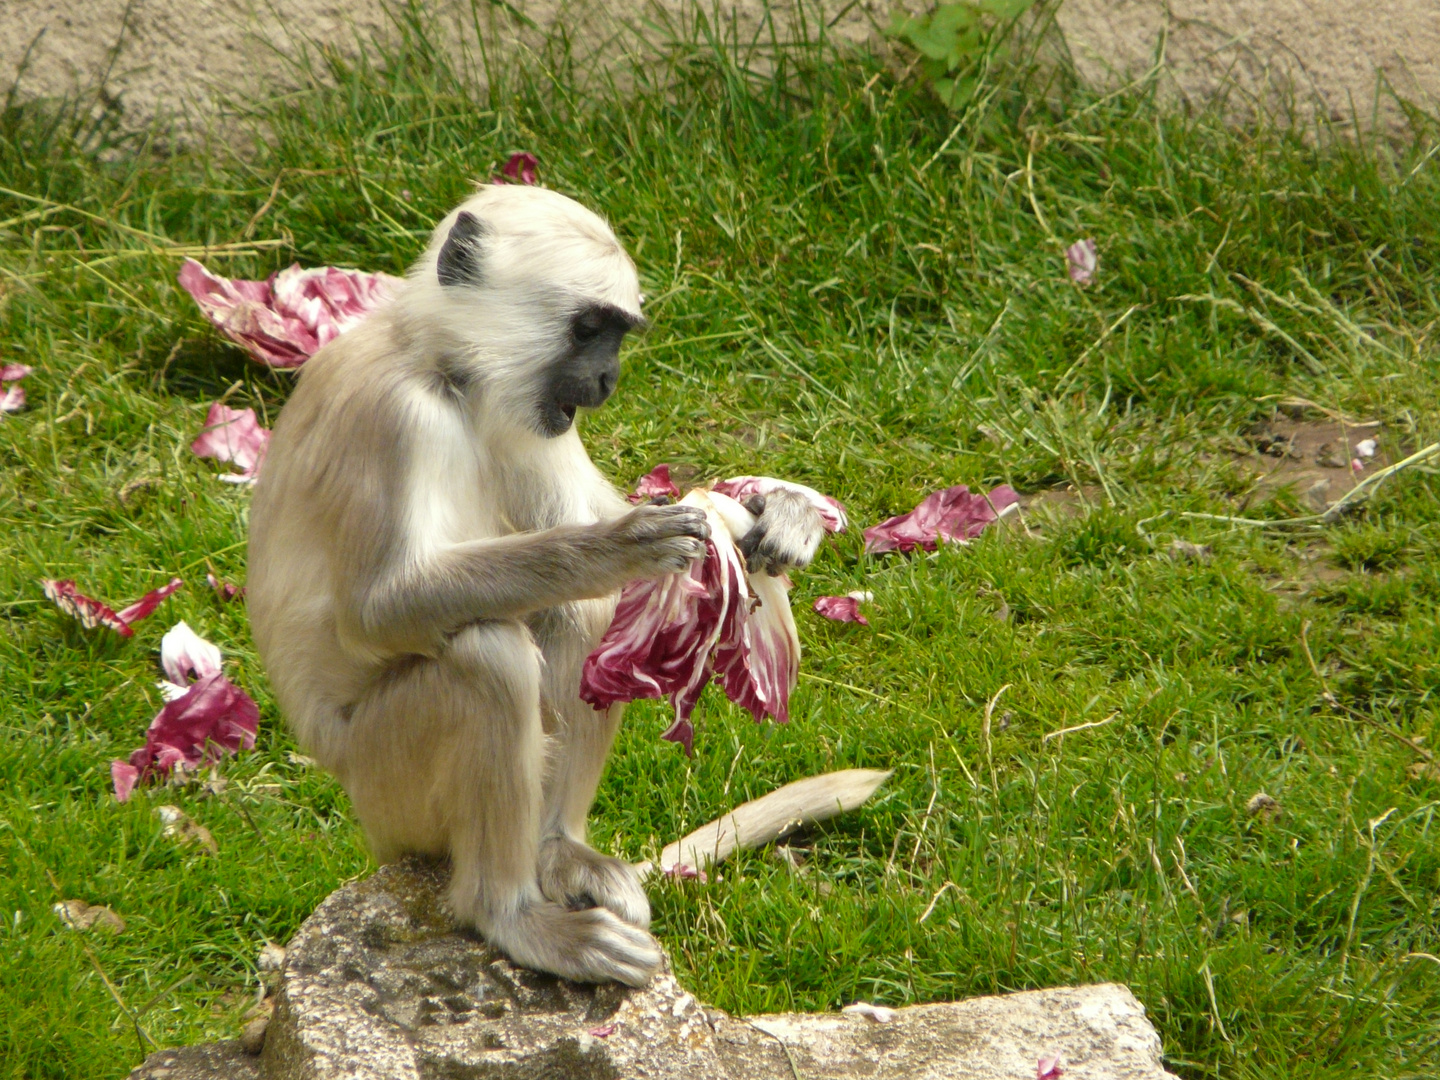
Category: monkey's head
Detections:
[{"x1": 399, "y1": 184, "x2": 644, "y2": 439}]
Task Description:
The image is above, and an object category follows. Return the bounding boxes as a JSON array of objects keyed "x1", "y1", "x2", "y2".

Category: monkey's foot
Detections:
[
  {"x1": 538, "y1": 834, "x2": 651, "y2": 929},
  {"x1": 487, "y1": 900, "x2": 662, "y2": 987}
]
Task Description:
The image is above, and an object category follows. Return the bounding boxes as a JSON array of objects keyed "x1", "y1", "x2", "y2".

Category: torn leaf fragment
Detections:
[
  {"x1": 0, "y1": 363, "x2": 32, "y2": 416},
  {"x1": 500, "y1": 152, "x2": 540, "y2": 185},
  {"x1": 1065, "y1": 238, "x2": 1097, "y2": 285},
  {"x1": 178, "y1": 259, "x2": 400, "y2": 368},
  {"x1": 191, "y1": 402, "x2": 270, "y2": 483},
  {"x1": 207, "y1": 572, "x2": 245, "y2": 602},
  {"x1": 111, "y1": 623, "x2": 259, "y2": 801},
  {"x1": 813, "y1": 593, "x2": 870, "y2": 625},
  {"x1": 43, "y1": 577, "x2": 183, "y2": 637},
  {"x1": 628, "y1": 464, "x2": 681, "y2": 503},
  {"x1": 863, "y1": 484, "x2": 1019, "y2": 554}
]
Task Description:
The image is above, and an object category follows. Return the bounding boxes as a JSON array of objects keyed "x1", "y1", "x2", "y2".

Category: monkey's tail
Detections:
[{"x1": 634, "y1": 768, "x2": 892, "y2": 881}]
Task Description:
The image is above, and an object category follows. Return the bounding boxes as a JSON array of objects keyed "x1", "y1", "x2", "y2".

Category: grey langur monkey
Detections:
[{"x1": 246, "y1": 184, "x2": 827, "y2": 986}]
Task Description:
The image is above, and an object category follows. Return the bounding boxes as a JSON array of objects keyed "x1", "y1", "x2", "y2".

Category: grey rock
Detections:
[
  {"x1": 128, "y1": 1041, "x2": 262, "y2": 1080},
  {"x1": 134, "y1": 859, "x2": 1178, "y2": 1080}
]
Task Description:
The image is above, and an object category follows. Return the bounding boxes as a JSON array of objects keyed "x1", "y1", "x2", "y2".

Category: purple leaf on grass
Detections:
[
  {"x1": 628, "y1": 464, "x2": 682, "y2": 503},
  {"x1": 191, "y1": 403, "x2": 270, "y2": 484},
  {"x1": 813, "y1": 593, "x2": 870, "y2": 625},
  {"x1": 1065, "y1": 239, "x2": 1097, "y2": 285},
  {"x1": 206, "y1": 573, "x2": 245, "y2": 602},
  {"x1": 111, "y1": 623, "x2": 258, "y2": 801},
  {"x1": 863, "y1": 484, "x2": 1020, "y2": 554},
  {"x1": 492, "y1": 152, "x2": 540, "y2": 186},
  {"x1": 43, "y1": 578, "x2": 183, "y2": 637},
  {"x1": 1, "y1": 363, "x2": 31, "y2": 415},
  {"x1": 178, "y1": 259, "x2": 400, "y2": 368}
]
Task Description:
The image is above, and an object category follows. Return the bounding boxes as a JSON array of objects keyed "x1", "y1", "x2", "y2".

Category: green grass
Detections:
[{"x1": 3, "y1": 5, "x2": 1439, "y2": 1077}]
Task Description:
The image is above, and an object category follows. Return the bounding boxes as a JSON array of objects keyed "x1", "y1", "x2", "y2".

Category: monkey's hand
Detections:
[
  {"x1": 609, "y1": 503, "x2": 711, "y2": 577},
  {"x1": 735, "y1": 487, "x2": 827, "y2": 576}
]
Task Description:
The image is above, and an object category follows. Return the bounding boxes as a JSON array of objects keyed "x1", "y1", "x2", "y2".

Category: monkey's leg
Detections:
[
  {"x1": 345, "y1": 621, "x2": 661, "y2": 986},
  {"x1": 532, "y1": 606, "x2": 652, "y2": 930}
]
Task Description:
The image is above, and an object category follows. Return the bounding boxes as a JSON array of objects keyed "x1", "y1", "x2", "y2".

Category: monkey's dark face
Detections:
[
  {"x1": 534, "y1": 304, "x2": 638, "y2": 438},
  {"x1": 433, "y1": 208, "x2": 643, "y2": 437}
]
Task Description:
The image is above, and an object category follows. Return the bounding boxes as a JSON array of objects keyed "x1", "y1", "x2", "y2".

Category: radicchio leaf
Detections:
[
  {"x1": 112, "y1": 623, "x2": 259, "y2": 801},
  {"x1": 862, "y1": 484, "x2": 1020, "y2": 554},
  {"x1": 628, "y1": 464, "x2": 681, "y2": 503},
  {"x1": 43, "y1": 577, "x2": 183, "y2": 637},
  {"x1": 159, "y1": 620, "x2": 223, "y2": 696},
  {"x1": 191, "y1": 402, "x2": 270, "y2": 483},
  {"x1": 813, "y1": 594, "x2": 869, "y2": 625},
  {"x1": 0, "y1": 363, "x2": 31, "y2": 416},
  {"x1": 580, "y1": 489, "x2": 800, "y2": 754},
  {"x1": 501, "y1": 152, "x2": 540, "y2": 185},
  {"x1": 178, "y1": 259, "x2": 401, "y2": 369},
  {"x1": 206, "y1": 572, "x2": 245, "y2": 602},
  {"x1": 1065, "y1": 239, "x2": 1097, "y2": 285}
]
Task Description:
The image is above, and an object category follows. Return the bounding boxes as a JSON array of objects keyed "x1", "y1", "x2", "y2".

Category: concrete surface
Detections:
[{"x1": 4, "y1": 1, "x2": 1436, "y2": 141}]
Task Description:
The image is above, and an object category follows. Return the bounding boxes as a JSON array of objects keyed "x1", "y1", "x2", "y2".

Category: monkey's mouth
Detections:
[{"x1": 534, "y1": 400, "x2": 581, "y2": 438}]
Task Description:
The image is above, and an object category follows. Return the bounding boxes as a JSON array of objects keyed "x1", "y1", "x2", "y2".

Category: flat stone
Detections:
[
  {"x1": 128, "y1": 1041, "x2": 262, "y2": 1080},
  {"x1": 135, "y1": 860, "x2": 1177, "y2": 1080}
]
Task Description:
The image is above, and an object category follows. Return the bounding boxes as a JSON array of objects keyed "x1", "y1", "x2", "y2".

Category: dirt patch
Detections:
[{"x1": 1235, "y1": 416, "x2": 1385, "y2": 512}]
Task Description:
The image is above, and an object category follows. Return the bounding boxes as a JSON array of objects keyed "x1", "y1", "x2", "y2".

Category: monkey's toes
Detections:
[
  {"x1": 539, "y1": 835, "x2": 651, "y2": 929},
  {"x1": 492, "y1": 903, "x2": 662, "y2": 987}
]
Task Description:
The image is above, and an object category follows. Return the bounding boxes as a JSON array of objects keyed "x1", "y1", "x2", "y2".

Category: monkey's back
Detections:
[{"x1": 247, "y1": 314, "x2": 420, "y2": 760}]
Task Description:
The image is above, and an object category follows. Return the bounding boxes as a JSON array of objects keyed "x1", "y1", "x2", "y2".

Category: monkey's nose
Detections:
[{"x1": 596, "y1": 370, "x2": 616, "y2": 400}]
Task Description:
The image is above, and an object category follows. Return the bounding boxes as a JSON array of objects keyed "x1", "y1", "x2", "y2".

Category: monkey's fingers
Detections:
[{"x1": 623, "y1": 503, "x2": 711, "y2": 542}]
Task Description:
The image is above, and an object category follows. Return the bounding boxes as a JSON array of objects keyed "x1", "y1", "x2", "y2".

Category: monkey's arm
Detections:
[{"x1": 350, "y1": 504, "x2": 708, "y2": 655}]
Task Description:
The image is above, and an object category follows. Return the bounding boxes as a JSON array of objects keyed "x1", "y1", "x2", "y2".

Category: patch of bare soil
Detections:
[{"x1": 1236, "y1": 416, "x2": 1385, "y2": 511}]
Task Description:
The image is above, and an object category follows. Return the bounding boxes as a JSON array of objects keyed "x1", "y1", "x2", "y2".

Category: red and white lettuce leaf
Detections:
[
  {"x1": 158, "y1": 620, "x2": 223, "y2": 700},
  {"x1": 113, "y1": 578, "x2": 185, "y2": 626},
  {"x1": 813, "y1": 595, "x2": 869, "y2": 625},
  {"x1": 177, "y1": 259, "x2": 401, "y2": 369},
  {"x1": 580, "y1": 489, "x2": 799, "y2": 754},
  {"x1": 499, "y1": 152, "x2": 540, "y2": 185},
  {"x1": 112, "y1": 622, "x2": 259, "y2": 801},
  {"x1": 862, "y1": 484, "x2": 1020, "y2": 554},
  {"x1": 191, "y1": 402, "x2": 270, "y2": 483},
  {"x1": 628, "y1": 463, "x2": 682, "y2": 504},
  {"x1": 711, "y1": 475, "x2": 848, "y2": 533},
  {"x1": 0, "y1": 363, "x2": 31, "y2": 415},
  {"x1": 1065, "y1": 238, "x2": 1097, "y2": 285},
  {"x1": 111, "y1": 673, "x2": 259, "y2": 801},
  {"x1": 713, "y1": 561, "x2": 799, "y2": 728},
  {"x1": 43, "y1": 577, "x2": 183, "y2": 637},
  {"x1": 206, "y1": 572, "x2": 245, "y2": 602}
]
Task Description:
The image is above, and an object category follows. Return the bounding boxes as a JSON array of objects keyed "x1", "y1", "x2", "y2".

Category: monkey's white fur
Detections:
[{"x1": 248, "y1": 185, "x2": 824, "y2": 986}]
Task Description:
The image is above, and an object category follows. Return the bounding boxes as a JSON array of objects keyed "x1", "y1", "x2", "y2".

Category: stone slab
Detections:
[
  {"x1": 131, "y1": 859, "x2": 1172, "y2": 1080},
  {"x1": 129, "y1": 1041, "x2": 262, "y2": 1080}
]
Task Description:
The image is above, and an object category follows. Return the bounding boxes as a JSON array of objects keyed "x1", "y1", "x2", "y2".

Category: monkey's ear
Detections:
[{"x1": 437, "y1": 211, "x2": 490, "y2": 288}]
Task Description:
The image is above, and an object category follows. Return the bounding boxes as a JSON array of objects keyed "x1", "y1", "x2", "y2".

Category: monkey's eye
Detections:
[{"x1": 571, "y1": 310, "x2": 606, "y2": 343}]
